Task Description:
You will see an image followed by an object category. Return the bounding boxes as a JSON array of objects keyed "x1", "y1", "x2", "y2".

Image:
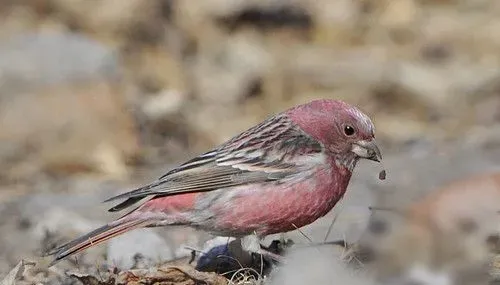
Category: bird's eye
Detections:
[{"x1": 344, "y1": 125, "x2": 355, "y2": 136}]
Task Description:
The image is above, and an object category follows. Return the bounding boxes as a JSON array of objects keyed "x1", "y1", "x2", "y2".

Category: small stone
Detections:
[
  {"x1": 31, "y1": 208, "x2": 99, "y2": 242},
  {"x1": 141, "y1": 89, "x2": 186, "y2": 120},
  {"x1": 379, "y1": 169, "x2": 387, "y2": 180},
  {"x1": 0, "y1": 261, "x2": 25, "y2": 285},
  {"x1": 107, "y1": 229, "x2": 173, "y2": 270},
  {"x1": 380, "y1": 0, "x2": 419, "y2": 30},
  {"x1": 0, "y1": 31, "x2": 119, "y2": 91}
]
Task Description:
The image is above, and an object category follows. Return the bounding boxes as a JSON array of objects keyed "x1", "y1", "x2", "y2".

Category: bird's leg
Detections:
[
  {"x1": 277, "y1": 233, "x2": 295, "y2": 251},
  {"x1": 279, "y1": 233, "x2": 286, "y2": 245},
  {"x1": 241, "y1": 234, "x2": 285, "y2": 263}
]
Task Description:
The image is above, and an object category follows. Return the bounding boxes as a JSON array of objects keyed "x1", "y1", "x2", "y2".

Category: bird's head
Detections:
[{"x1": 287, "y1": 99, "x2": 382, "y2": 167}]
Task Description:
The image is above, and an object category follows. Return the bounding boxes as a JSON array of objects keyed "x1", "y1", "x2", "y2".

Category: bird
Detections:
[{"x1": 46, "y1": 98, "x2": 382, "y2": 266}]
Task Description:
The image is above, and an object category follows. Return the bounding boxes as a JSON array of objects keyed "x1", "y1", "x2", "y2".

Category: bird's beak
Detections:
[{"x1": 351, "y1": 139, "x2": 382, "y2": 162}]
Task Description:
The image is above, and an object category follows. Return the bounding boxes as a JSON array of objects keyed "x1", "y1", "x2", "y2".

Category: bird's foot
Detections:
[
  {"x1": 241, "y1": 234, "x2": 287, "y2": 264},
  {"x1": 254, "y1": 248, "x2": 286, "y2": 264}
]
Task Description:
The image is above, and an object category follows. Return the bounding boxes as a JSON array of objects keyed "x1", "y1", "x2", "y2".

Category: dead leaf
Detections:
[
  {"x1": 67, "y1": 272, "x2": 115, "y2": 285},
  {"x1": 1, "y1": 261, "x2": 25, "y2": 285},
  {"x1": 115, "y1": 265, "x2": 227, "y2": 285}
]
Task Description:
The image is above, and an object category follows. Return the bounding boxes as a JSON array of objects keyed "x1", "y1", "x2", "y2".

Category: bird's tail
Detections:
[{"x1": 45, "y1": 217, "x2": 154, "y2": 266}]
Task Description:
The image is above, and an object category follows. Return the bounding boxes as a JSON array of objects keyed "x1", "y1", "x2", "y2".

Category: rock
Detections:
[
  {"x1": 196, "y1": 239, "x2": 246, "y2": 275},
  {"x1": 379, "y1": 0, "x2": 420, "y2": 33},
  {"x1": 463, "y1": 125, "x2": 500, "y2": 150},
  {"x1": 0, "y1": 31, "x2": 119, "y2": 92},
  {"x1": 31, "y1": 208, "x2": 100, "y2": 243},
  {"x1": 378, "y1": 59, "x2": 500, "y2": 139},
  {"x1": 192, "y1": 30, "x2": 272, "y2": 104},
  {"x1": 400, "y1": 266, "x2": 453, "y2": 285},
  {"x1": 106, "y1": 229, "x2": 173, "y2": 270},
  {"x1": 124, "y1": 45, "x2": 187, "y2": 94},
  {"x1": 0, "y1": 261, "x2": 26, "y2": 285},
  {"x1": 290, "y1": 46, "x2": 390, "y2": 88},
  {"x1": 374, "y1": 114, "x2": 429, "y2": 144},
  {"x1": 0, "y1": 81, "x2": 139, "y2": 180},
  {"x1": 176, "y1": 0, "x2": 306, "y2": 20},
  {"x1": 268, "y1": 246, "x2": 375, "y2": 285},
  {"x1": 307, "y1": 0, "x2": 359, "y2": 27},
  {"x1": 0, "y1": 177, "x2": 135, "y2": 274},
  {"x1": 181, "y1": 30, "x2": 275, "y2": 146},
  {"x1": 358, "y1": 171, "x2": 500, "y2": 284},
  {"x1": 141, "y1": 89, "x2": 186, "y2": 120},
  {"x1": 196, "y1": 236, "x2": 288, "y2": 279},
  {"x1": 200, "y1": 236, "x2": 237, "y2": 254},
  {"x1": 29, "y1": 207, "x2": 108, "y2": 267},
  {"x1": 389, "y1": 62, "x2": 453, "y2": 108},
  {"x1": 306, "y1": 0, "x2": 361, "y2": 45},
  {"x1": 0, "y1": 32, "x2": 139, "y2": 181},
  {"x1": 49, "y1": 0, "x2": 169, "y2": 43},
  {"x1": 196, "y1": 237, "x2": 251, "y2": 273}
]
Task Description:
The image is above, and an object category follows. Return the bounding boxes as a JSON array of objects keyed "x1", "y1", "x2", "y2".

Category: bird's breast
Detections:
[{"x1": 205, "y1": 162, "x2": 352, "y2": 236}]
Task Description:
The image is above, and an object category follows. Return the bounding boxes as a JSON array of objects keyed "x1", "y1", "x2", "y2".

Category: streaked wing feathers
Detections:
[{"x1": 105, "y1": 114, "x2": 323, "y2": 212}]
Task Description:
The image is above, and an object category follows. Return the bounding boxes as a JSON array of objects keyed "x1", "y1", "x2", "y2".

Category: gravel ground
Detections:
[
  {"x1": 2, "y1": 136, "x2": 500, "y2": 284},
  {"x1": 1, "y1": 1, "x2": 500, "y2": 284}
]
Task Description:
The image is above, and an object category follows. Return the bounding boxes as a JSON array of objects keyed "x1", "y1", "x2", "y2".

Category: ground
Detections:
[{"x1": 2, "y1": 0, "x2": 500, "y2": 284}]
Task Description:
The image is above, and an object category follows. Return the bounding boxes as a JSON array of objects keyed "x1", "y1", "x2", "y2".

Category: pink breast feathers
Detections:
[{"x1": 209, "y1": 163, "x2": 351, "y2": 236}]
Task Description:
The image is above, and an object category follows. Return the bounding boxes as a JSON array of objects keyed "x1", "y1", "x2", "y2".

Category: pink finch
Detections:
[{"x1": 46, "y1": 99, "x2": 382, "y2": 265}]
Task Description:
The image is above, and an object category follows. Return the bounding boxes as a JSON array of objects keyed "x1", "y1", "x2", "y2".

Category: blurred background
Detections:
[{"x1": 2, "y1": 0, "x2": 500, "y2": 284}]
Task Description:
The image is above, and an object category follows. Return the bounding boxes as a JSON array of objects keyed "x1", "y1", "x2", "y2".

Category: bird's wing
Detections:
[{"x1": 105, "y1": 114, "x2": 323, "y2": 212}]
